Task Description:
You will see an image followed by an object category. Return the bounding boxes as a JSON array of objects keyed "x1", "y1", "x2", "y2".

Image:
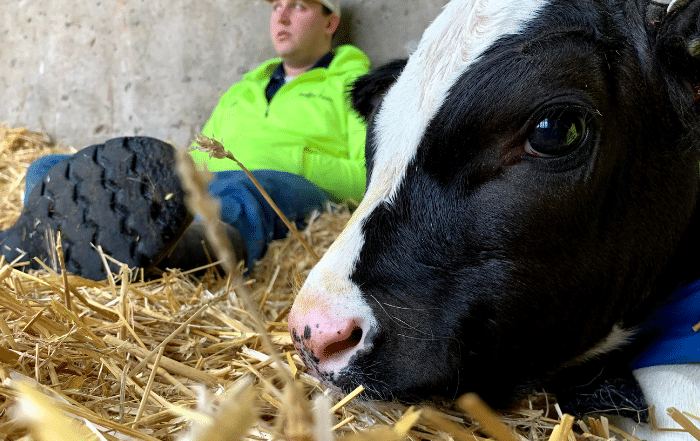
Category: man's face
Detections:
[{"x1": 270, "y1": 0, "x2": 333, "y2": 63}]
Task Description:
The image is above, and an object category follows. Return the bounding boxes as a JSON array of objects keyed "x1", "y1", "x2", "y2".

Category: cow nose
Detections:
[
  {"x1": 288, "y1": 305, "x2": 371, "y2": 370},
  {"x1": 311, "y1": 319, "x2": 362, "y2": 361}
]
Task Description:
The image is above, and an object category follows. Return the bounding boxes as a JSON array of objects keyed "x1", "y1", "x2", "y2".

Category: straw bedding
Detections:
[{"x1": 0, "y1": 123, "x2": 695, "y2": 441}]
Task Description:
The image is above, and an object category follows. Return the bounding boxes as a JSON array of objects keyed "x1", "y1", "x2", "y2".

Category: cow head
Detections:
[{"x1": 289, "y1": 0, "x2": 700, "y2": 407}]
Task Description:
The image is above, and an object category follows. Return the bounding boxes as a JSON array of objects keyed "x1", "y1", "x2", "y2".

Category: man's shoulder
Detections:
[
  {"x1": 322, "y1": 45, "x2": 370, "y2": 82},
  {"x1": 334, "y1": 44, "x2": 368, "y2": 58},
  {"x1": 330, "y1": 45, "x2": 370, "y2": 69},
  {"x1": 213, "y1": 59, "x2": 279, "y2": 107},
  {"x1": 245, "y1": 57, "x2": 283, "y2": 81}
]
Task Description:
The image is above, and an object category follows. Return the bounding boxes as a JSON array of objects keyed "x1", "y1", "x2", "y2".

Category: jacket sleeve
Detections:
[
  {"x1": 189, "y1": 75, "x2": 251, "y2": 169},
  {"x1": 302, "y1": 84, "x2": 367, "y2": 204},
  {"x1": 189, "y1": 93, "x2": 227, "y2": 168}
]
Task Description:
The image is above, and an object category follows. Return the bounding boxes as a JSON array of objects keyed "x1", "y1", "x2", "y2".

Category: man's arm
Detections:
[{"x1": 302, "y1": 97, "x2": 367, "y2": 204}]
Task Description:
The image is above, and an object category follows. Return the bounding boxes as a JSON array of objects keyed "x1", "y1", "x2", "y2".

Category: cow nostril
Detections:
[{"x1": 321, "y1": 326, "x2": 363, "y2": 359}]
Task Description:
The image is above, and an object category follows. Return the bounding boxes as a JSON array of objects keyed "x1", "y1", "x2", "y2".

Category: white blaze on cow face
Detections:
[
  {"x1": 304, "y1": 0, "x2": 550, "y2": 294},
  {"x1": 290, "y1": 0, "x2": 551, "y2": 375}
]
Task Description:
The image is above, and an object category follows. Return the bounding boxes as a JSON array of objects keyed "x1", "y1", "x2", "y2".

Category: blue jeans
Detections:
[{"x1": 25, "y1": 155, "x2": 330, "y2": 263}]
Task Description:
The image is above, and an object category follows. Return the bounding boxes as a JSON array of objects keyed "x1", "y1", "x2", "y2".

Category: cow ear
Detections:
[
  {"x1": 655, "y1": 0, "x2": 700, "y2": 104},
  {"x1": 351, "y1": 59, "x2": 408, "y2": 121}
]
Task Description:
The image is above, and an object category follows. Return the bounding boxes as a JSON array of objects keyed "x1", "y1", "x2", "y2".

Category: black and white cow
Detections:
[{"x1": 288, "y1": 0, "x2": 700, "y2": 439}]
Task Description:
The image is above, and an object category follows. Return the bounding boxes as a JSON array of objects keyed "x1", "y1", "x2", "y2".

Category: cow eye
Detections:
[{"x1": 525, "y1": 110, "x2": 588, "y2": 158}]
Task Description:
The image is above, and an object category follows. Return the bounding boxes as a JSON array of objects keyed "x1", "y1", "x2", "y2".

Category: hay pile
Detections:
[{"x1": 0, "y1": 123, "x2": 690, "y2": 441}]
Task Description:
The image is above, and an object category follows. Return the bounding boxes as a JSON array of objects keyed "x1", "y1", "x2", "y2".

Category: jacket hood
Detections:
[
  {"x1": 248, "y1": 45, "x2": 369, "y2": 81},
  {"x1": 326, "y1": 45, "x2": 371, "y2": 76}
]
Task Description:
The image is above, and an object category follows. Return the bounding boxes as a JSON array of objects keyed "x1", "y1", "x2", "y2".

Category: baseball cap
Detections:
[
  {"x1": 266, "y1": 0, "x2": 341, "y2": 18},
  {"x1": 317, "y1": 0, "x2": 340, "y2": 16}
]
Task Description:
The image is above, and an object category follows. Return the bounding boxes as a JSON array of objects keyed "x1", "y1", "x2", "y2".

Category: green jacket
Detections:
[{"x1": 190, "y1": 45, "x2": 370, "y2": 203}]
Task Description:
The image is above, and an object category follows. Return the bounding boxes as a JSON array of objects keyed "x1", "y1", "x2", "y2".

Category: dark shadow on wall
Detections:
[{"x1": 335, "y1": 7, "x2": 357, "y2": 49}]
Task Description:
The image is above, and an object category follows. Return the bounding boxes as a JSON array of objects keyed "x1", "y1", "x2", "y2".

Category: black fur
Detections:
[
  {"x1": 326, "y1": 0, "x2": 700, "y2": 410},
  {"x1": 351, "y1": 58, "x2": 408, "y2": 122}
]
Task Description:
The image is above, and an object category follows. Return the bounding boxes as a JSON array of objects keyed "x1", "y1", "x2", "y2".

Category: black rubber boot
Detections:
[
  {"x1": 157, "y1": 221, "x2": 249, "y2": 273},
  {"x1": 0, "y1": 137, "x2": 193, "y2": 280}
]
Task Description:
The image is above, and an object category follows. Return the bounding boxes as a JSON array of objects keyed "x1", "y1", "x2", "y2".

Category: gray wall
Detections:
[{"x1": 1, "y1": 0, "x2": 448, "y2": 148}]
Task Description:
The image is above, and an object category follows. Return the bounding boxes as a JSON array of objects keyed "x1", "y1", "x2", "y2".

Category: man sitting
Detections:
[{"x1": 0, "y1": 0, "x2": 370, "y2": 280}]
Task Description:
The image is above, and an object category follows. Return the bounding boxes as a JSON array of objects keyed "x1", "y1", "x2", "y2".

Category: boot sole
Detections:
[{"x1": 0, "y1": 137, "x2": 193, "y2": 280}]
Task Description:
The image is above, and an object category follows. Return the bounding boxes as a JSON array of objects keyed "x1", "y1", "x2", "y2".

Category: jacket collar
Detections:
[
  {"x1": 269, "y1": 51, "x2": 335, "y2": 83},
  {"x1": 265, "y1": 51, "x2": 335, "y2": 102}
]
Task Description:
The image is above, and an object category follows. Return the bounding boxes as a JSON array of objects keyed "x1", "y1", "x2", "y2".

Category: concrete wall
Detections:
[{"x1": 1, "y1": 0, "x2": 448, "y2": 148}]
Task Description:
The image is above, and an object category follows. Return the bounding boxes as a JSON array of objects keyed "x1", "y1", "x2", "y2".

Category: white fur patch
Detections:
[
  {"x1": 562, "y1": 324, "x2": 635, "y2": 368},
  {"x1": 667, "y1": 0, "x2": 678, "y2": 13},
  {"x1": 607, "y1": 364, "x2": 700, "y2": 441}
]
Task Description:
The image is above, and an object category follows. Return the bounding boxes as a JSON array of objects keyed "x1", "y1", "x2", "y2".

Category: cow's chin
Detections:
[
  {"x1": 305, "y1": 338, "x2": 469, "y2": 404},
  {"x1": 300, "y1": 318, "x2": 569, "y2": 409},
  {"x1": 315, "y1": 365, "x2": 483, "y2": 406},
  {"x1": 320, "y1": 369, "x2": 456, "y2": 404}
]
